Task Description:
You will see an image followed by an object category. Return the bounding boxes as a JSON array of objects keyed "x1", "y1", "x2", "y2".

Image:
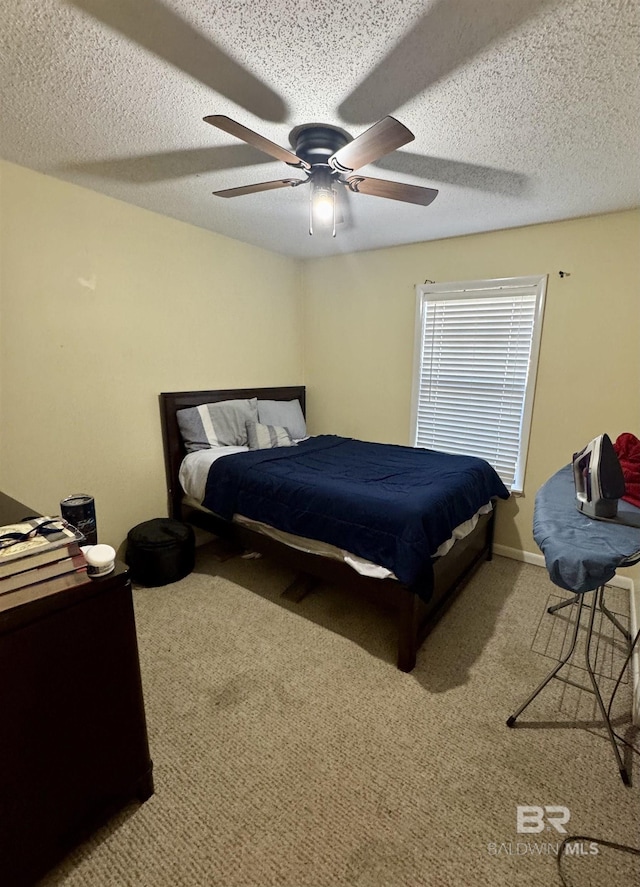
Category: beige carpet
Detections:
[{"x1": 42, "y1": 547, "x2": 639, "y2": 887}]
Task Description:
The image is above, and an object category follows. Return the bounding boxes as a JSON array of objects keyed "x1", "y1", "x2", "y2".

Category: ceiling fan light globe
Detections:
[{"x1": 312, "y1": 189, "x2": 335, "y2": 225}]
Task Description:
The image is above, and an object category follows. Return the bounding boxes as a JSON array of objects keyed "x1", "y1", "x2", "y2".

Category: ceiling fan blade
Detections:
[
  {"x1": 67, "y1": 0, "x2": 286, "y2": 122},
  {"x1": 329, "y1": 117, "x2": 414, "y2": 174},
  {"x1": 213, "y1": 178, "x2": 307, "y2": 198},
  {"x1": 346, "y1": 175, "x2": 438, "y2": 206},
  {"x1": 205, "y1": 116, "x2": 310, "y2": 170},
  {"x1": 339, "y1": 0, "x2": 554, "y2": 124}
]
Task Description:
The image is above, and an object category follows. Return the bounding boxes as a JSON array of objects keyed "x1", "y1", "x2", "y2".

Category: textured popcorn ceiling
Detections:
[{"x1": 1, "y1": 0, "x2": 638, "y2": 258}]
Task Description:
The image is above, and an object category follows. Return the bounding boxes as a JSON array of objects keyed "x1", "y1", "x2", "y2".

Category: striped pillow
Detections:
[
  {"x1": 177, "y1": 399, "x2": 258, "y2": 452},
  {"x1": 246, "y1": 421, "x2": 296, "y2": 450}
]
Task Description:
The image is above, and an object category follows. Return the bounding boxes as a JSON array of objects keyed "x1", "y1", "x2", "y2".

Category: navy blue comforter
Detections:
[{"x1": 203, "y1": 435, "x2": 509, "y2": 591}]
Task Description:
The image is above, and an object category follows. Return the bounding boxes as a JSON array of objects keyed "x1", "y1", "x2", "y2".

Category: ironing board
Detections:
[
  {"x1": 533, "y1": 464, "x2": 640, "y2": 593},
  {"x1": 507, "y1": 464, "x2": 640, "y2": 785}
]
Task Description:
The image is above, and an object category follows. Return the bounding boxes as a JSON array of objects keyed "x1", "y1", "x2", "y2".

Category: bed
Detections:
[{"x1": 159, "y1": 385, "x2": 508, "y2": 672}]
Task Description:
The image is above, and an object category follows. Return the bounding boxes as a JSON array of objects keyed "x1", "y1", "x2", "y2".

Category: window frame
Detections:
[{"x1": 410, "y1": 275, "x2": 547, "y2": 494}]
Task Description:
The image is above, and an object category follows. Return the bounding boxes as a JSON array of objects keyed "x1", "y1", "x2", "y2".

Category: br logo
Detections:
[{"x1": 516, "y1": 805, "x2": 570, "y2": 834}]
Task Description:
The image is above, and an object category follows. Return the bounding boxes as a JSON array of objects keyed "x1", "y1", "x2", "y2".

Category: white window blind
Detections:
[{"x1": 412, "y1": 277, "x2": 546, "y2": 492}]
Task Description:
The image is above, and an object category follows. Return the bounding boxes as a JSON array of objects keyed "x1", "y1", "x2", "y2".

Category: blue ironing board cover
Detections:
[{"x1": 533, "y1": 465, "x2": 640, "y2": 593}]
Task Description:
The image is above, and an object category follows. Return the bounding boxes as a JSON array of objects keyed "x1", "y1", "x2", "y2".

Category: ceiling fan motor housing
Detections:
[{"x1": 288, "y1": 124, "x2": 351, "y2": 169}]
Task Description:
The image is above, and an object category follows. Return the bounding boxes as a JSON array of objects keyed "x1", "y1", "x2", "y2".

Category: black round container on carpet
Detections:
[{"x1": 126, "y1": 518, "x2": 195, "y2": 587}]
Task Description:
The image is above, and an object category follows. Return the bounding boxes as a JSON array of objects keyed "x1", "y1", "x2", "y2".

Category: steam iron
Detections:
[{"x1": 573, "y1": 433, "x2": 626, "y2": 520}]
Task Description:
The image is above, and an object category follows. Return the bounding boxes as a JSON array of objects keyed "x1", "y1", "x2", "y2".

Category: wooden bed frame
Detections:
[{"x1": 159, "y1": 386, "x2": 496, "y2": 672}]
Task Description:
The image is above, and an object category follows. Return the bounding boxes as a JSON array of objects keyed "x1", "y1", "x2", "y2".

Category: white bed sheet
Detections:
[
  {"x1": 179, "y1": 447, "x2": 493, "y2": 579},
  {"x1": 179, "y1": 446, "x2": 248, "y2": 499}
]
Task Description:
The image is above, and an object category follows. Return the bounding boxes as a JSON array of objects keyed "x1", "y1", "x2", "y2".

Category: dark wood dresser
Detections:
[{"x1": 0, "y1": 493, "x2": 153, "y2": 887}]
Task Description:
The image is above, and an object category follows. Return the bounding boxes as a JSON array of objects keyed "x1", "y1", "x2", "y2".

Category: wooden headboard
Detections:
[{"x1": 159, "y1": 386, "x2": 306, "y2": 520}]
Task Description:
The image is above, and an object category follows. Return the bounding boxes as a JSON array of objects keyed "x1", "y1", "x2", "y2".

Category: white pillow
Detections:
[{"x1": 257, "y1": 399, "x2": 306, "y2": 440}]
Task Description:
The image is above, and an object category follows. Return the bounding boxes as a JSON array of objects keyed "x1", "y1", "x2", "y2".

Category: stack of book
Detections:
[{"x1": 0, "y1": 517, "x2": 88, "y2": 598}]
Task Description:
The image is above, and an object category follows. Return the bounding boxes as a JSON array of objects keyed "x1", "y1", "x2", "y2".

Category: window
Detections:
[{"x1": 411, "y1": 276, "x2": 547, "y2": 493}]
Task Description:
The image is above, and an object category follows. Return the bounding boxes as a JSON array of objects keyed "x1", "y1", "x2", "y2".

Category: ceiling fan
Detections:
[{"x1": 204, "y1": 115, "x2": 438, "y2": 236}]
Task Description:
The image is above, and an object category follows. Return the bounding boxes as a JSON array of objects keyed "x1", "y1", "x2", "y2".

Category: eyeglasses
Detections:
[{"x1": 0, "y1": 518, "x2": 73, "y2": 551}]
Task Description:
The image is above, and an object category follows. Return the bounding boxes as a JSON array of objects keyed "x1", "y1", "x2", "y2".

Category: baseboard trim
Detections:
[
  {"x1": 494, "y1": 544, "x2": 639, "y2": 725},
  {"x1": 493, "y1": 544, "x2": 546, "y2": 569}
]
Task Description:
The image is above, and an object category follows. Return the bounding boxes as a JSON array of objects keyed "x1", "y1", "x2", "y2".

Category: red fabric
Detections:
[{"x1": 613, "y1": 432, "x2": 640, "y2": 508}]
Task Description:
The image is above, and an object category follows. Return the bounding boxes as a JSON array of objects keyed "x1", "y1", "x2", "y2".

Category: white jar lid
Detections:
[{"x1": 84, "y1": 544, "x2": 116, "y2": 568}]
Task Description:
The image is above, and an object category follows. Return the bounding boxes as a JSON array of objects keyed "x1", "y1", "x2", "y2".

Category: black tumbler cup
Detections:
[{"x1": 60, "y1": 494, "x2": 97, "y2": 545}]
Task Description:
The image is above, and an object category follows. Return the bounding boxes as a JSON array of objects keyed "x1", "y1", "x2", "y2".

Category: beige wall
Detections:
[
  {"x1": 302, "y1": 210, "x2": 640, "y2": 557},
  {"x1": 0, "y1": 160, "x2": 303, "y2": 548},
  {"x1": 1, "y1": 161, "x2": 638, "y2": 567}
]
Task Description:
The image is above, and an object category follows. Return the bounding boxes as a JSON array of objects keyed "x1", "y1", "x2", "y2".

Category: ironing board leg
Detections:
[
  {"x1": 599, "y1": 589, "x2": 631, "y2": 642},
  {"x1": 507, "y1": 593, "x2": 586, "y2": 726},
  {"x1": 508, "y1": 587, "x2": 631, "y2": 786},
  {"x1": 548, "y1": 593, "x2": 579, "y2": 615},
  {"x1": 585, "y1": 587, "x2": 630, "y2": 785},
  {"x1": 548, "y1": 588, "x2": 630, "y2": 641}
]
